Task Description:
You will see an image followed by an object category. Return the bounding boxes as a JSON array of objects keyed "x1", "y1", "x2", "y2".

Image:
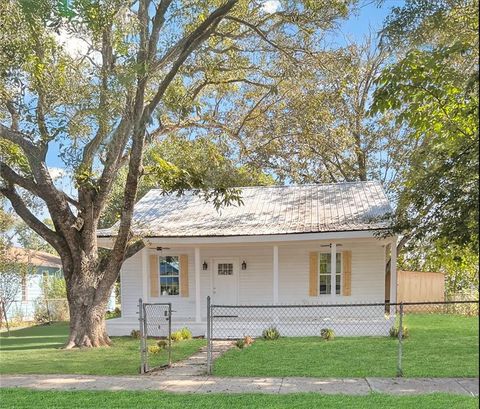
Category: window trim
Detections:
[
  {"x1": 21, "y1": 274, "x2": 28, "y2": 302},
  {"x1": 318, "y1": 252, "x2": 342, "y2": 296},
  {"x1": 158, "y1": 255, "x2": 181, "y2": 297}
]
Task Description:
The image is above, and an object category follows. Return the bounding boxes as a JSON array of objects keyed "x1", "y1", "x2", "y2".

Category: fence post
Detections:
[
  {"x1": 168, "y1": 303, "x2": 172, "y2": 367},
  {"x1": 206, "y1": 296, "x2": 212, "y2": 375},
  {"x1": 138, "y1": 298, "x2": 146, "y2": 374},
  {"x1": 397, "y1": 302, "x2": 404, "y2": 377},
  {"x1": 45, "y1": 298, "x2": 51, "y2": 324},
  {"x1": 1, "y1": 301, "x2": 10, "y2": 336},
  {"x1": 143, "y1": 302, "x2": 149, "y2": 373}
]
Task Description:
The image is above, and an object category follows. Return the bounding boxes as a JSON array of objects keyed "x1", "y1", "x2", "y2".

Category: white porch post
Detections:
[
  {"x1": 330, "y1": 243, "x2": 336, "y2": 296},
  {"x1": 141, "y1": 248, "x2": 149, "y2": 301},
  {"x1": 390, "y1": 238, "x2": 398, "y2": 304},
  {"x1": 194, "y1": 247, "x2": 201, "y2": 323},
  {"x1": 273, "y1": 245, "x2": 279, "y2": 304}
]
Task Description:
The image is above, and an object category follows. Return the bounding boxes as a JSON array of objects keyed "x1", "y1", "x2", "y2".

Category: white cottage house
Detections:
[{"x1": 98, "y1": 181, "x2": 398, "y2": 336}]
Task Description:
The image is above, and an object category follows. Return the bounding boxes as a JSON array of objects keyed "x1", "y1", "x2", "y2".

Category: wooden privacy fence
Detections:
[{"x1": 397, "y1": 270, "x2": 445, "y2": 311}]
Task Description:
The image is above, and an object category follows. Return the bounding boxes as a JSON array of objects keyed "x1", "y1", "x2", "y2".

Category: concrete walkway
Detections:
[
  {"x1": 1, "y1": 375, "x2": 478, "y2": 396},
  {"x1": 150, "y1": 341, "x2": 234, "y2": 376}
]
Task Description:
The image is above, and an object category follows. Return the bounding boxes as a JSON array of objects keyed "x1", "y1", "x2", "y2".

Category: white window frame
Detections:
[
  {"x1": 158, "y1": 255, "x2": 180, "y2": 297},
  {"x1": 318, "y1": 252, "x2": 342, "y2": 296}
]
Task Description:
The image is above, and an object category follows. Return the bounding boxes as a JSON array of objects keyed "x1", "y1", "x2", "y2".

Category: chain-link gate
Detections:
[{"x1": 138, "y1": 298, "x2": 172, "y2": 374}]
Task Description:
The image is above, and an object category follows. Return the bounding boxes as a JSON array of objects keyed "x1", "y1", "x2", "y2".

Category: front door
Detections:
[{"x1": 213, "y1": 259, "x2": 238, "y2": 304}]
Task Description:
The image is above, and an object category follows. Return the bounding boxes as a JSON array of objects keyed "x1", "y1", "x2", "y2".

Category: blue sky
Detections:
[{"x1": 339, "y1": 1, "x2": 404, "y2": 41}]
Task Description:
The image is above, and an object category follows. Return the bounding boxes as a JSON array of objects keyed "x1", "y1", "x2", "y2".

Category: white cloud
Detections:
[
  {"x1": 55, "y1": 29, "x2": 102, "y2": 64},
  {"x1": 262, "y1": 0, "x2": 280, "y2": 13},
  {"x1": 48, "y1": 167, "x2": 66, "y2": 181}
]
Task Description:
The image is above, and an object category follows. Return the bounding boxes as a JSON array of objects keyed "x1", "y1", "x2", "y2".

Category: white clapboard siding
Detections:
[
  {"x1": 120, "y1": 252, "x2": 143, "y2": 317},
  {"x1": 279, "y1": 242, "x2": 384, "y2": 303},
  {"x1": 118, "y1": 239, "x2": 386, "y2": 323},
  {"x1": 201, "y1": 246, "x2": 274, "y2": 306}
]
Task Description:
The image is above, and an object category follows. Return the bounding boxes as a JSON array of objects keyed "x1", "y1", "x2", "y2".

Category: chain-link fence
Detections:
[
  {"x1": 206, "y1": 297, "x2": 479, "y2": 376},
  {"x1": 138, "y1": 298, "x2": 172, "y2": 374},
  {"x1": 1, "y1": 298, "x2": 69, "y2": 329}
]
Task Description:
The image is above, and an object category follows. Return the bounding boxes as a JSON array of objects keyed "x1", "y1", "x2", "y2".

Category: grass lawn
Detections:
[
  {"x1": 214, "y1": 314, "x2": 479, "y2": 378},
  {"x1": 0, "y1": 323, "x2": 205, "y2": 375},
  {"x1": 1, "y1": 389, "x2": 478, "y2": 409}
]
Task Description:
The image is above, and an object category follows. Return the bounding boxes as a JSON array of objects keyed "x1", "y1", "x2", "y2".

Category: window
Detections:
[
  {"x1": 159, "y1": 256, "x2": 180, "y2": 296},
  {"x1": 21, "y1": 274, "x2": 27, "y2": 302},
  {"x1": 319, "y1": 253, "x2": 342, "y2": 295},
  {"x1": 218, "y1": 263, "x2": 233, "y2": 275}
]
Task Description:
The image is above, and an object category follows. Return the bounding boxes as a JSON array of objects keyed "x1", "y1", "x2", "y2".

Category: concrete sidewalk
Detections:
[{"x1": 1, "y1": 375, "x2": 478, "y2": 396}]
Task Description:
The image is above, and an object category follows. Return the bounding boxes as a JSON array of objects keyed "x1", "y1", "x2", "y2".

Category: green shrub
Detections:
[
  {"x1": 262, "y1": 326, "x2": 280, "y2": 340},
  {"x1": 170, "y1": 330, "x2": 183, "y2": 342},
  {"x1": 156, "y1": 339, "x2": 168, "y2": 349},
  {"x1": 105, "y1": 308, "x2": 121, "y2": 320},
  {"x1": 389, "y1": 325, "x2": 410, "y2": 339},
  {"x1": 320, "y1": 328, "x2": 335, "y2": 341},
  {"x1": 148, "y1": 345, "x2": 161, "y2": 354},
  {"x1": 180, "y1": 327, "x2": 192, "y2": 340},
  {"x1": 235, "y1": 339, "x2": 245, "y2": 349},
  {"x1": 130, "y1": 329, "x2": 141, "y2": 339}
]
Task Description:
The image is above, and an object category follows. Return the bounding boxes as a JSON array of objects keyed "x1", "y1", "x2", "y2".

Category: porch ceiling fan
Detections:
[{"x1": 155, "y1": 246, "x2": 171, "y2": 251}]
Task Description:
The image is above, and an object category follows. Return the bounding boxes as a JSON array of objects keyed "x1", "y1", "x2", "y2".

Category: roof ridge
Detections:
[{"x1": 145, "y1": 180, "x2": 382, "y2": 193}]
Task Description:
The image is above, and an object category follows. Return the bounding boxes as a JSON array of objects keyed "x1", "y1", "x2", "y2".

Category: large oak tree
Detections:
[{"x1": 0, "y1": 0, "x2": 352, "y2": 347}]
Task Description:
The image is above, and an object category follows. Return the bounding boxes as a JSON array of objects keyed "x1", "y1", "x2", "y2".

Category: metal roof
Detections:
[{"x1": 98, "y1": 181, "x2": 392, "y2": 238}]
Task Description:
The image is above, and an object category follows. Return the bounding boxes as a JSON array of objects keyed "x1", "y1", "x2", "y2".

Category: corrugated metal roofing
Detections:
[{"x1": 98, "y1": 181, "x2": 392, "y2": 238}]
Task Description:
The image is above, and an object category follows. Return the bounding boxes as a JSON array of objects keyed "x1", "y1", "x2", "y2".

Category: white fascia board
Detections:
[{"x1": 98, "y1": 230, "x2": 390, "y2": 248}]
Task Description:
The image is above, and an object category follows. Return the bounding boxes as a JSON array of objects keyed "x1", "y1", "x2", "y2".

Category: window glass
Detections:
[
  {"x1": 318, "y1": 252, "x2": 342, "y2": 295},
  {"x1": 159, "y1": 256, "x2": 180, "y2": 296},
  {"x1": 218, "y1": 263, "x2": 233, "y2": 275}
]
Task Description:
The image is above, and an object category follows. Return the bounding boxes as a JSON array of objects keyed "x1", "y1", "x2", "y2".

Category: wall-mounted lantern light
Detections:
[
  {"x1": 203, "y1": 261, "x2": 208, "y2": 270},
  {"x1": 241, "y1": 260, "x2": 247, "y2": 270}
]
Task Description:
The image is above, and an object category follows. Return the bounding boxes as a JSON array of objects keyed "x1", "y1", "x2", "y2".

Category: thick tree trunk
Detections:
[
  {"x1": 62, "y1": 253, "x2": 115, "y2": 349},
  {"x1": 64, "y1": 290, "x2": 112, "y2": 348}
]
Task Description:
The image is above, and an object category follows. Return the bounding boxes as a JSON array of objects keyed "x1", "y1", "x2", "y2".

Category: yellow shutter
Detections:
[
  {"x1": 342, "y1": 250, "x2": 352, "y2": 296},
  {"x1": 179, "y1": 254, "x2": 189, "y2": 297},
  {"x1": 309, "y1": 252, "x2": 318, "y2": 296},
  {"x1": 149, "y1": 255, "x2": 159, "y2": 297}
]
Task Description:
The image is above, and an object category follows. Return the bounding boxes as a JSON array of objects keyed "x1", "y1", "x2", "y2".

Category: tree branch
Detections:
[
  {"x1": 144, "y1": 0, "x2": 238, "y2": 119},
  {"x1": 0, "y1": 124, "x2": 40, "y2": 160},
  {"x1": 100, "y1": 0, "x2": 239, "y2": 292},
  {"x1": 0, "y1": 184, "x2": 65, "y2": 251},
  {"x1": 224, "y1": 16, "x2": 294, "y2": 60},
  {"x1": 147, "y1": 0, "x2": 173, "y2": 60},
  {"x1": 0, "y1": 162, "x2": 39, "y2": 195},
  {"x1": 4, "y1": 100, "x2": 19, "y2": 131}
]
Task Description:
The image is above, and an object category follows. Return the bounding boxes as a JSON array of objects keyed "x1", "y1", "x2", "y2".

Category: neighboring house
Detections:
[
  {"x1": 4, "y1": 247, "x2": 115, "y2": 321},
  {"x1": 98, "y1": 181, "x2": 398, "y2": 337},
  {"x1": 4, "y1": 247, "x2": 63, "y2": 321}
]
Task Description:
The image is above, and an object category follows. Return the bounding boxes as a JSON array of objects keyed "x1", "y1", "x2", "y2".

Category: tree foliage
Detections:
[
  {"x1": 373, "y1": 0, "x2": 479, "y2": 287},
  {"x1": 373, "y1": 0, "x2": 479, "y2": 248},
  {"x1": 0, "y1": 0, "x2": 354, "y2": 347},
  {"x1": 101, "y1": 135, "x2": 274, "y2": 228},
  {"x1": 184, "y1": 33, "x2": 412, "y2": 191}
]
